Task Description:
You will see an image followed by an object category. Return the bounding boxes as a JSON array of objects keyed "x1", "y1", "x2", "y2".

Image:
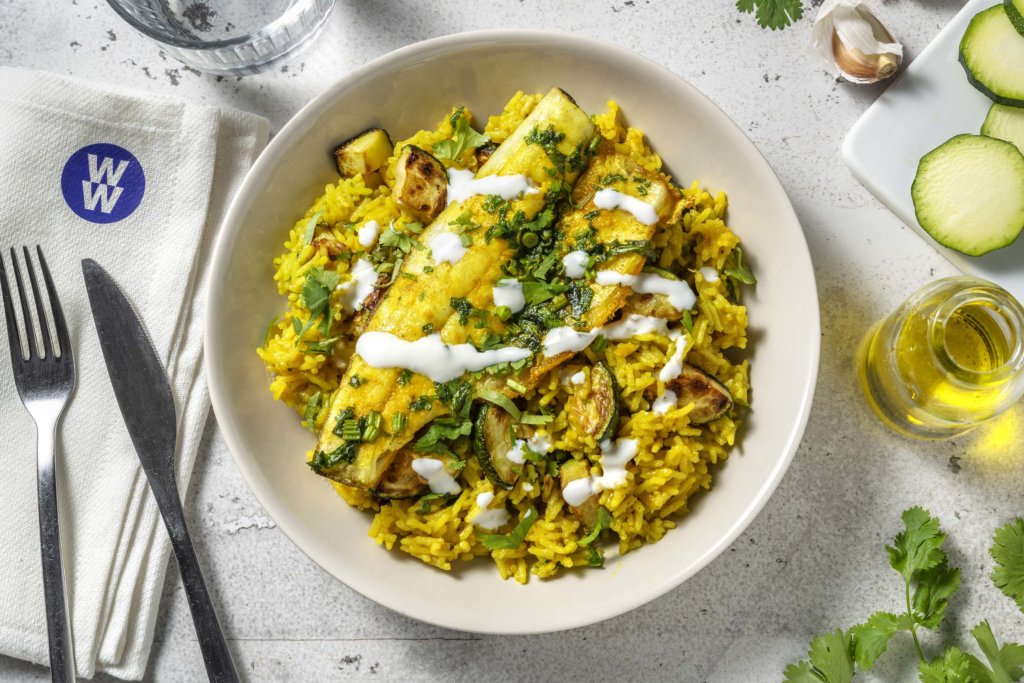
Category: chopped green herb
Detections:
[
  {"x1": 525, "y1": 126, "x2": 568, "y2": 173},
  {"x1": 592, "y1": 335, "x2": 608, "y2": 353},
  {"x1": 579, "y1": 507, "x2": 612, "y2": 547},
  {"x1": 736, "y1": 0, "x2": 804, "y2": 31},
  {"x1": 459, "y1": 232, "x2": 473, "y2": 247},
  {"x1": 291, "y1": 316, "x2": 303, "y2": 336},
  {"x1": 521, "y1": 280, "x2": 568, "y2": 306},
  {"x1": 414, "y1": 416, "x2": 473, "y2": 454},
  {"x1": 506, "y1": 378, "x2": 528, "y2": 394},
  {"x1": 348, "y1": 375, "x2": 362, "y2": 388},
  {"x1": 301, "y1": 210, "x2": 324, "y2": 247},
  {"x1": 567, "y1": 280, "x2": 593, "y2": 317},
  {"x1": 303, "y1": 336, "x2": 340, "y2": 354},
  {"x1": 549, "y1": 293, "x2": 568, "y2": 311},
  {"x1": 262, "y1": 314, "x2": 280, "y2": 347},
  {"x1": 404, "y1": 221, "x2": 424, "y2": 234},
  {"x1": 476, "y1": 388, "x2": 522, "y2": 421},
  {"x1": 308, "y1": 441, "x2": 357, "y2": 471},
  {"x1": 520, "y1": 413, "x2": 554, "y2": 425},
  {"x1": 724, "y1": 247, "x2": 757, "y2": 286},
  {"x1": 339, "y1": 418, "x2": 361, "y2": 441},
  {"x1": 432, "y1": 107, "x2": 490, "y2": 160},
  {"x1": 479, "y1": 507, "x2": 538, "y2": 550},
  {"x1": 302, "y1": 391, "x2": 321, "y2": 433},
  {"x1": 495, "y1": 305, "x2": 512, "y2": 322},
  {"x1": 361, "y1": 411, "x2": 382, "y2": 442},
  {"x1": 410, "y1": 395, "x2": 434, "y2": 411},
  {"x1": 391, "y1": 411, "x2": 408, "y2": 435},
  {"x1": 991, "y1": 519, "x2": 1024, "y2": 611},
  {"x1": 398, "y1": 369, "x2": 413, "y2": 386},
  {"x1": 435, "y1": 378, "x2": 474, "y2": 417},
  {"x1": 416, "y1": 492, "x2": 452, "y2": 515},
  {"x1": 586, "y1": 546, "x2": 604, "y2": 568},
  {"x1": 298, "y1": 266, "x2": 340, "y2": 336},
  {"x1": 600, "y1": 172, "x2": 627, "y2": 187},
  {"x1": 422, "y1": 322, "x2": 434, "y2": 335},
  {"x1": 682, "y1": 310, "x2": 694, "y2": 334}
]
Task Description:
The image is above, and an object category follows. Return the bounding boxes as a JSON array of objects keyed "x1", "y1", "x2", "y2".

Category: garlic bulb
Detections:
[{"x1": 812, "y1": 0, "x2": 903, "y2": 84}]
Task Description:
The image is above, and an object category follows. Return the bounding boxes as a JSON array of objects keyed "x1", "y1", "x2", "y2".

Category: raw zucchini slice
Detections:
[
  {"x1": 567, "y1": 362, "x2": 620, "y2": 441},
  {"x1": 960, "y1": 5, "x2": 1024, "y2": 107},
  {"x1": 473, "y1": 404, "x2": 519, "y2": 489},
  {"x1": 982, "y1": 103, "x2": 1024, "y2": 154},
  {"x1": 334, "y1": 128, "x2": 393, "y2": 177},
  {"x1": 1005, "y1": 0, "x2": 1024, "y2": 36},
  {"x1": 911, "y1": 134, "x2": 1024, "y2": 256}
]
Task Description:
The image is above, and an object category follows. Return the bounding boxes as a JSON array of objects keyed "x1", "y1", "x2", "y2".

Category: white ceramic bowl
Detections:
[{"x1": 206, "y1": 30, "x2": 819, "y2": 634}]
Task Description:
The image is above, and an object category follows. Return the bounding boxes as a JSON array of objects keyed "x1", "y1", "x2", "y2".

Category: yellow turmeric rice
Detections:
[{"x1": 257, "y1": 91, "x2": 751, "y2": 583}]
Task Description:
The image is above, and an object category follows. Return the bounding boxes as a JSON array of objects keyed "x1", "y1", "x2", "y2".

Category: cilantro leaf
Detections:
[
  {"x1": 479, "y1": 506, "x2": 538, "y2": 550},
  {"x1": 783, "y1": 661, "x2": 827, "y2": 683},
  {"x1": 991, "y1": 519, "x2": 1024, "y2": 613},
  {"x1": 433, "y1": 107, "x2": 489, "y2": 161},
  {"x1": 913, "y1": 561, "x2": 961, "y2": 629},
  {"x1": 413, "y1": 416, "x2": 472, "y2": 455},
  {"x1": 302, "y1": 210, "x2": 323, "y2": 246},
  {"x1": 262, "y1": 314, "x2": 280, "y2": 347},
  {"x1": 851, "y1": 611, "x2": 912, "y2": 670},
  {"x1": 736, "y1": 0, "x2": 804, "y2": 30},
  {"x1": 971, "y1": 620, "x2": 1024, "y2": 682},
  {"x1": 299, "y1": 266, "x2": 340, "y2": 336},
  {"x1": 918, "y1": 647, "x2": 988, "y2": 683},
  {"x1": 302, "y1": 391, "x2": 321, "y2": 434},
  {"x1": 786, "y1": 630, "x2": 856, "y2": 683},
  {"x1": 888, "y1": 507, "x2": 946, "y2": 580}
]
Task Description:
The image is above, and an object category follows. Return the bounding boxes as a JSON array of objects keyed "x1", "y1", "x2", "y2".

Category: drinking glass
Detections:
[{"x1": 106, "y1": 0, "x2": 335, "y2": 75}]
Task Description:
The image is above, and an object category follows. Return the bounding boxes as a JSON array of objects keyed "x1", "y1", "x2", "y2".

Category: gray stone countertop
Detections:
[{"x1": 2, "y1": 0, "x2": 1022, "y2": 681}]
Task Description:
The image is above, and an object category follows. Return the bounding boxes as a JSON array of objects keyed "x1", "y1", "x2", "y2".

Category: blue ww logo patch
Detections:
[{"x1": 61, "y1": 143, "x2": 145, "y2": 224}]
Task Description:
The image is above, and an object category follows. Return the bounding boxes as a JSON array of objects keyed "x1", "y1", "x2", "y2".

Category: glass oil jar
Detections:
[{"x1": 860, "y1": 277, "x2": 1024, "y2": 439}]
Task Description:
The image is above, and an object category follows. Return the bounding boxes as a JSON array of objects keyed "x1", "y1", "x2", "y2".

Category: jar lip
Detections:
[{"x1": 929, "y1": 286, "x2": 1024, "y2": 383}]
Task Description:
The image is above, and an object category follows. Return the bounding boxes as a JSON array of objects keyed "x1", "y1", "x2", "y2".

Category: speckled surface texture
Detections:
[{"x1": 1, "y1": 0, "x2": 1022, "y2": 681}]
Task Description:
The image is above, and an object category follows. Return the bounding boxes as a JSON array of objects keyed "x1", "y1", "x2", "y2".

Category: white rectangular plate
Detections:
[{"x1": 843, "y1": 0, "x2": 1024, "y2": 302}]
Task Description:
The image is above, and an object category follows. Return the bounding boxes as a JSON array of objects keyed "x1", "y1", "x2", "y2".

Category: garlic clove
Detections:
[{"x1": 812, "y1": 0, "x2": 903, "y2": 84}]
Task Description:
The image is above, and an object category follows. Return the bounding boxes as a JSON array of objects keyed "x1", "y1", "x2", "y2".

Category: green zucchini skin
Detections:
[
  {"x1": 472, "y1": 404, "x2": 518, "y2": 489},
  {"x1": 591, "y1": 363, "x2": 621, "y2": 443},
  {"x1": 1005, "y1": 0, "x2": 1024, "y2": 37},
  {"x1": 959, "y1": 5, "x2": 1024, "y2": 108}
]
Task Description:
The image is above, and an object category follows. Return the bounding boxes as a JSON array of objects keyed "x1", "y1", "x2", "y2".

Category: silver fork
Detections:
[{"x1": 0, "y1": 247, "x2": 77, "y2": 683}]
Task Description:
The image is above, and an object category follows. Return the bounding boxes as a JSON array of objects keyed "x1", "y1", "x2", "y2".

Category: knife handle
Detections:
[{"x1": 153, "y1": 488, "x2": 239, "y2": 683}]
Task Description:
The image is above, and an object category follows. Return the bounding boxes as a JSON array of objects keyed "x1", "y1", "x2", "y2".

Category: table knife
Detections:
[{"x1": 82, "y1": 259, "x2": 238, "y2": 683}]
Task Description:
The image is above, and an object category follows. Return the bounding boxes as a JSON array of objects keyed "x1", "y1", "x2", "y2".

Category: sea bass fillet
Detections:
[{"x1": 313, "y1": 88, "x2": 596, "y2": 488}]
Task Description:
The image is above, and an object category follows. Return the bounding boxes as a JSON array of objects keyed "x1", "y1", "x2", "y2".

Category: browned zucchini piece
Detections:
[
  {"x1": 567, "y1": 362, "x2": 619, "y2": 441},
  {"x1": 392, "y1": 145, "x2": 447, "y2": 221},
  {"x1": 474, "y1": 142, "x2": 497, "y2": 167},
  {"x1": 334, "y1": 128, "x2": 393, "y2": 177},
  {"x1": 665, "y1": 363, "x2": 733, "y2": 424},
  {"x1": 622, "y1": 291, "x2": 684, "y2": 321},
  {"x1": 374, "y1": 448, "x2": 460, "y2": 500},
  {"x1": 559, "y1": 459, "x2": 598, "y2": 529},
  {"x1": 473, "y1": 404, "x2": 519, "y2": 489}
]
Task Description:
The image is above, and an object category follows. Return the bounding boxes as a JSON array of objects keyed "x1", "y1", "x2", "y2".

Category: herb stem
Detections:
[{"x1": 905, "y1": 576, "x2": 925, "y2": 662}]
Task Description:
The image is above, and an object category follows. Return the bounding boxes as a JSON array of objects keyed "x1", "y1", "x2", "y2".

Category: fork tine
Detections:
[
  {"x1": 0, "y1": 250, "x2": 24, "y2": 360},
  {"x1": 36, "y1": 247, "x2": 70, "y2": 359},
  {"x1": 23, "y1": 246, "x2": 53, "y2": 359},
  {"x1": 9, "y1": 248, "x2": 38, "y2": 359}
]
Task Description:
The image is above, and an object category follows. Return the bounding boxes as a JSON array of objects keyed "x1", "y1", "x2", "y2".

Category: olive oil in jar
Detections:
[{"x1": 860, "y1": 277, "x2": 1024, "y2": 439}]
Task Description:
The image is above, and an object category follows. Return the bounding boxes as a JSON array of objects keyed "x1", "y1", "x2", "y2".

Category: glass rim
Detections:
[{"x1": 104, "y1": 0, "x2": 332, "y2": 50}]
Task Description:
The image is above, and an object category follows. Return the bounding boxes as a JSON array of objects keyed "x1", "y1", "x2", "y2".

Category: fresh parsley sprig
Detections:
[{"x1": 783, "y1": 508, "x2": 1024, "y2": 683}]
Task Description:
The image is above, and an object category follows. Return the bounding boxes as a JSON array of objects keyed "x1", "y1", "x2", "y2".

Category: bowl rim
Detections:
[{"x1": 205, "y1": 28, "x2": 820, "y2": 634}]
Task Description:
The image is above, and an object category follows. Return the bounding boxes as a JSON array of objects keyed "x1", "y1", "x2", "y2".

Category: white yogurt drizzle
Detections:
[
  {"x1": 593, "y1": 188, "x2": 659, "y2": 226},
  {"x1": 355, "y1": 332, "x2": 531, "y2": 383},
  {"x1": 595, "y1": 270, "x2": 696, "y2": 311},
  {"x1": 541, "y1": 313, "x2": 672, "y2": 357},
  {"x1": 492, "y1": 278, "x2": 526, "y2": 313},
  {"x1": 651, "y1": 388, "x2": 678, "y2": 416},
  {"x1": 521, "y1": 482, "x2": 534, "y2": 493},
  {"x1": 337, "y1": 258, "x2": 379, "y2": 310},
  {"x1": 357, "y1": 220, "x2": 381, "y2": 248},
  {"x1": 699, "y1": 267, "x2": 720, "y2": 283},
  {"x1": 562, "y1": 250, "x2": 589, "y2": 279},
  {"x1": 658, "y1": 331, "x2": 690, "y2": 383},
  {"x1": 507, "y1": 439, "x2": 528, "y2": 465},
  {"x1": 561, "y1": 438, "x2": 640, "y2": 507},
  {"x1": 570, "y1": 370, "x2": 586, "y2": 385},
  {"x1": 446, "y1": 168, "x2": 540, "y2": 205},
  {"x1": 469, "y1": 491, "x2": 509, "y2": 530},
  {"x1": 429, "y1": 232, "x2": 467, "y2": 265},
  {"x1": 411, "y1": 458, "x2": 461, "y2": 495},
  {"x1": 527, "y1": 432, "x2": 552, "y2": 454}
]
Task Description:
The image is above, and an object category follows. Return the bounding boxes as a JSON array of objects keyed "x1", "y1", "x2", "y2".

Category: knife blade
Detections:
[{"x1": 82, "y1": 259, "x2": 238, "y2": 683}]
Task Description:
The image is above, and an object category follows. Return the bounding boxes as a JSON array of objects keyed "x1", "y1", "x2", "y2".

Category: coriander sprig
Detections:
[{"x1": 784, "y1": 508, "x2": 1024, "y2": 683}]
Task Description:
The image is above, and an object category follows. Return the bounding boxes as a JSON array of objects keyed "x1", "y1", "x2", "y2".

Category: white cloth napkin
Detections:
[{"x1": 0, "y1": 67, "x2": 268, "y2": 679}]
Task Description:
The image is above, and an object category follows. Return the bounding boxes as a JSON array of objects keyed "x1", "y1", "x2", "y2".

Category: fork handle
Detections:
[
  {"x1": 151, "y1": 486, "x2": 239, "y2": 683},
  {"x1": 36, "y1": 423, "x2": 76, "y2": 683}
]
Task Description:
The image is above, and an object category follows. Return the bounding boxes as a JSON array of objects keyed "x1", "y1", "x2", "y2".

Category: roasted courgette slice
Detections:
[
  {"x1": 374, "y1": 448, "x2": 460, "y2": 500},
  {"x1": 559, "y1": 459, "x2": 598, "y2": 529},
  {"x1": 473, "y1": 404, "x2": 519, "y2": 489},
  {"x1": 665, "y1": 363, "x2": 733, "y2": 424},
  {"x1": 474, "y1": 141, "x2": 497, "y2": 167},
  {"x1": 334, "y1": 128, "x2": 393, "y2": 177},
  {"x1": 567, "y1": 362, "x2": 619, "y2": 441},
  {"x1": 621, "y1": 291, "x2": 684, "y2": 321},
  {"x1": 392, "y1": 145, "x2": 447, "y2": 221}
]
